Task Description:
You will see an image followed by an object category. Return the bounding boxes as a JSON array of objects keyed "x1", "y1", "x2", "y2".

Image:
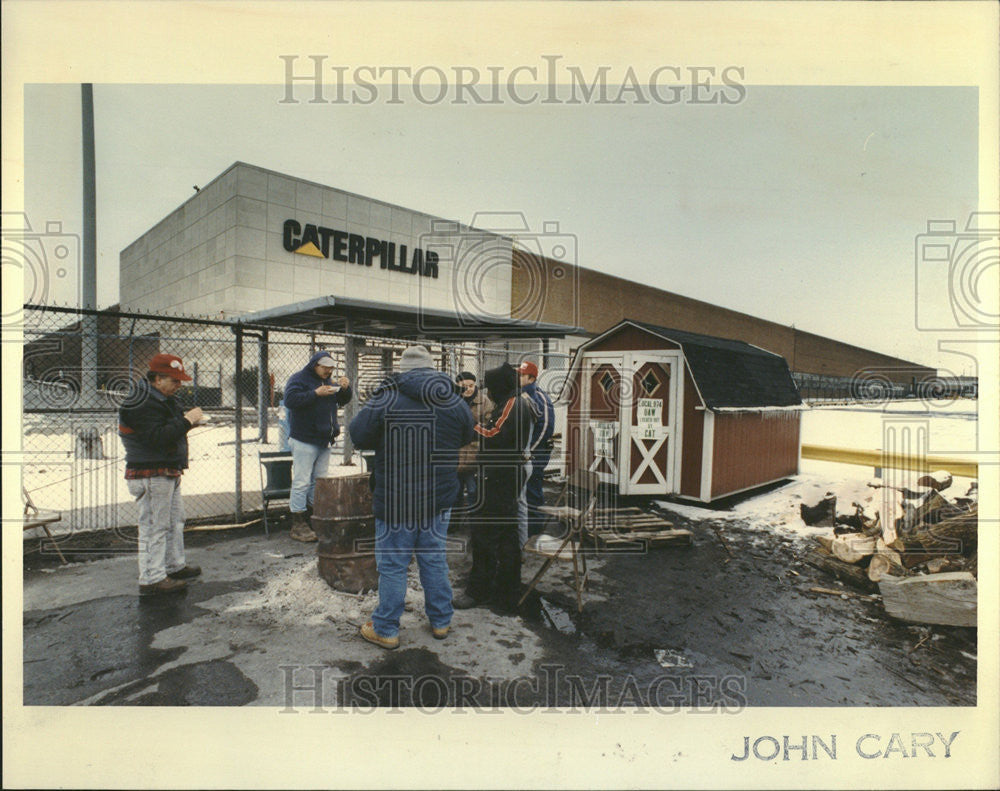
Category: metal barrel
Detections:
[{"x1": 313, "y1": 474, "x2": 378, "y2": 593}]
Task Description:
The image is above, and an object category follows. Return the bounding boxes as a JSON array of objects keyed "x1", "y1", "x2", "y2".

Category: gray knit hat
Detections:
[{"x1": 398, "y1": 345, "x2": 433, "y2": 372}]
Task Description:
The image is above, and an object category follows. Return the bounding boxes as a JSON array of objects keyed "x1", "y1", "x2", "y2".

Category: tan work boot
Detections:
[
  {"x1": 431, "y1": 624, "x2": 450, "y2": 640},
  {"x1": 139, "y1": 577, "x2": 187, "y2": 596},
  {"x1": 359, "y1": 621, "x2": 400, "y2": 650},
  {"x1": 289, "y1": 512, "x2": 317, "y2": 542}
]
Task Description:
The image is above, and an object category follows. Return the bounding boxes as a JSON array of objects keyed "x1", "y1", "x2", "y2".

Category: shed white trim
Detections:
[{"x1": 700, "y1": 410, "x2": 715, "y2": 502}]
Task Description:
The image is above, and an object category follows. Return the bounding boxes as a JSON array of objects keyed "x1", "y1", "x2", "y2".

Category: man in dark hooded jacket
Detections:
[
  {"x1": 283, "y1": 350, "x2": 352, "y2": 542},
  {"x1": 119, "y1": 353, "x2": 205, "y2": 596},
  {"x1": 453, "y1": 362, "x2": 534, "y2": 614},
  {"x1": 349, "y1": 345, "x2": 474, "y2": 649}
]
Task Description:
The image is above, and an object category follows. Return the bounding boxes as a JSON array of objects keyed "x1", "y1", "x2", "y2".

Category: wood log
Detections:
[
  {"x1": 816, "y1": 534, "x2": 836, "y2": 553},
  {"x1": 833, "y1": 503, "x2": 881, "y2": 536},
  {"x1": 868, "y1": 553, "x2": 906, "y2": 582},
  {"x1": 907, "y1": 509, "x2": 978, "y2": 555},
  {"x1": 917, "y1": 470, "x2": 953, "y2": 492},
  {"x1": 874, "y1": 537, "x2": 903, "y2": 565},
  {"x1": 901, "y1": 489, "x2": 951, "y2": 531},
  {"x1": 809, "y1": 586, "x2": 861, "y2": 598},
  {"x1": 924, "y1": 557, "x2": 965, "y2": 574},
  {"x1": 830, "y1": 534, "x2": 876, "y2": 564},
  {"x1": 878, "y1": 572, "x2": 977, "y2": 627},
  {"x1": 865, "y1": 488, "x2": 902, "y2": 544},
  {"x1": 867, "y1": 538, "x2": 906, "y2": 582},
  {"x1": 804, "y1": 547, "x2": 878, "y2": 592},
  {"x1": 897, "y1": 546, "x2": 945, "y2": 569},
  {"x1": 868, "y1": 555, "x2": 893, "y2": 582},
  {"x1": 858, "y1": 506, "x2": 882, "y2": 537}
]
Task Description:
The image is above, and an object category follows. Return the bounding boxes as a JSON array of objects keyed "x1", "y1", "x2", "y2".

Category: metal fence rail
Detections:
[
  {"x1": 801, "y1": 444, "x2": 979, "y2": 478},
  {"x1": 17, "y1": 303, "x2": 569, "y2": 540}
]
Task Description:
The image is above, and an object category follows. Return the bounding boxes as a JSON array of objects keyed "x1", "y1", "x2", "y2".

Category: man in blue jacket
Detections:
[
  {"x1": 119, "y1": 353, "x2": 205, "y2": 596},
  {"x1": 283, "y1": 351, "x2": 352, "y2": 542},
  {"x1": 517, "y1": 361, "x2": 555, "y2": 544},
  {"x1": 349, "y1": 345, "x2": 474, "y2": 649}
]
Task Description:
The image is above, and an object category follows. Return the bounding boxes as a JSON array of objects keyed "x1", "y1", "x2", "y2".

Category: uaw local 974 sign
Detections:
[{"x1": 637, "y1": 398, "x2": 663, "y2": 439}]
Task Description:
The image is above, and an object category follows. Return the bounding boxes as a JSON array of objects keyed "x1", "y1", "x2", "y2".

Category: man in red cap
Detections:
[
  {"x1": 119, "y1": 353, "x2": 205, "y2": 596},
  {"x1": 517, "y1": 360, "x2": 555, "y2": 545}
]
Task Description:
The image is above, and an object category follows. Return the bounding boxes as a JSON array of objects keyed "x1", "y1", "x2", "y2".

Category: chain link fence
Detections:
[{"x1": 17, "y1": 304, "x2": 570, "y2": 548}]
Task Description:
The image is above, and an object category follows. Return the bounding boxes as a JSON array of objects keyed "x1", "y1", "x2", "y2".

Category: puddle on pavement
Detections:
[
  {"x1": 97, "y1": 659, "x2": 259, "y2": 706},
  {"x1": 23, "y1": 577, "x2": 261, "y2": 705}
]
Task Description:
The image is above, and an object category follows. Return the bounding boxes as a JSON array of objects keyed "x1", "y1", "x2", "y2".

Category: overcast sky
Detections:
[{"x1": 24, "y1": 82, "x2": 979, "y2": 371}]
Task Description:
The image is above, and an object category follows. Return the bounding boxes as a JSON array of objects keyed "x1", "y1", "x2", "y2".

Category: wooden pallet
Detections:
[{"x1": 585, "y1": 507, "x2": 692, "y2": 549}]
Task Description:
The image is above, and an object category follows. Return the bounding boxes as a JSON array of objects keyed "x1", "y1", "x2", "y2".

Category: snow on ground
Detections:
[
  {"x1": 656, "y1": 461, "x2": 976, "y2": 541},
  {"x1": 20, "y1": 415, "x2": 363, "y2": 520},
  {"x1": 801, "y1": 398, "x2": 979, "y2": 457},
  {"x1": 656, "y1": 399, "x2": 979, "y2": 539},
  {"x1": 21, "y1": 400, "x2": 980, "y2": 535}
]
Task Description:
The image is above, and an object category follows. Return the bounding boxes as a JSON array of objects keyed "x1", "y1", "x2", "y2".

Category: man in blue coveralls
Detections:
[{"x1": 517, "y1": 360, "x2": 555, "y2": 545}]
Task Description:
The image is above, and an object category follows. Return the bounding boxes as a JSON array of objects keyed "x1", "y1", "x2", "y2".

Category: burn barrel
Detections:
[{"x1": 313, "y1": 474, "x2": 378, "y2": 593}]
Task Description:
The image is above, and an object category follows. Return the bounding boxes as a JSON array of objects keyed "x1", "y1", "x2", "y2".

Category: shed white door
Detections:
[
  {"x1": 620, "y1": 352, "x2": 682, "y2": 495},
  {"x1": 581, "y1": 352, "x2": 682, "y2": 493},
  {"x1": 581, "y1": 355, "x2": 624, "y2": 484}
]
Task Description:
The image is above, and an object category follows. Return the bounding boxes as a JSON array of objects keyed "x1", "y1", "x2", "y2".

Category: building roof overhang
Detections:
[{"x1": 234, "y1": 295, "x2": 581, "y2": 341}]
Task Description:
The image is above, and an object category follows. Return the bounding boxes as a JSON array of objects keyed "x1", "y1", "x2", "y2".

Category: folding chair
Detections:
[
  {"x1": 23, "y1": 487, "x2": 68, "y2": 565},
  {"x1": 519, "y1": 469, "x2": 601, "y2": 612},
  {"x1": 259, "y1": 450, "x2": 294, "y2": 536}
]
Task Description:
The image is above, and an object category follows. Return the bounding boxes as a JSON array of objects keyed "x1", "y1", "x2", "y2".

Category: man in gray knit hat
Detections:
[{"x1": 350, "y1": 345, "x2": 474, "y2": 649}]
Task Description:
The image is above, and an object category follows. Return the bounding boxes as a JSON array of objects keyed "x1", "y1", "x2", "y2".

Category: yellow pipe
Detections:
[{"x1": 801, "y1": 444, "x2": 978, "y2": 478}]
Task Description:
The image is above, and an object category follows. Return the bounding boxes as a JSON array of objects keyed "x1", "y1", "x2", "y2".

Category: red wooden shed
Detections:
[{"x1": 562, "y1": 320, "x2": 803, "y2": 502}]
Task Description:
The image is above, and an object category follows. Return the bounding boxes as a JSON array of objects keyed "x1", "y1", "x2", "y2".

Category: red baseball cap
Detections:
[
  {"x1": 517, "y1": 361, "x2": 539, "y2": 378},
  {"x1": 148, "y1": 353, "x2": 193, "y2": 381}
]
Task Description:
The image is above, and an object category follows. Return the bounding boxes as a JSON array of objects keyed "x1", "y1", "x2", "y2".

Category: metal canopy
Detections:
[{"x1": 234, "y1": 295, "x2": 580, "y2": 341}]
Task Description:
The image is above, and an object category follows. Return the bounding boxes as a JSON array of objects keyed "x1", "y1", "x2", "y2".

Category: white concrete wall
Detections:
[{"x1": 120, "y1": 162, "x2": 513, "y2": 322}]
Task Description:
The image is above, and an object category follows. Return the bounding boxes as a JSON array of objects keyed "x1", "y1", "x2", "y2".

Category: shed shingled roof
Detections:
[{"x1": 626, "y1": 320, "x2": 802, "y2": 409}]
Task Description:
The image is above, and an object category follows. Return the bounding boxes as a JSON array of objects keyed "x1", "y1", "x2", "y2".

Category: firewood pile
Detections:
[{"x1": 801, "y1": 470, "x2": 978, "y2": 627}]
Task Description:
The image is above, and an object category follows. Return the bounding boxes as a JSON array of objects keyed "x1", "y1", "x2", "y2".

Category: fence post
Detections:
[
  {"x1": 342, "y1": 319, "x2": 357, "y2": 465},
  {"x1": 258, "y1": 329, "x2": 269, "y2": 444},
  {"x1": 235, "y1": 325, "x2": 244, "y2": 520}
]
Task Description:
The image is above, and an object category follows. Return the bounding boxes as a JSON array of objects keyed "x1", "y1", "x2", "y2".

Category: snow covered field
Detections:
[
  {"x1": 658, "y1": 399, "x2": 979, "y2": 540},
  {"x1": 20, "y1": 400, "x2": 982, "y2": 535}
]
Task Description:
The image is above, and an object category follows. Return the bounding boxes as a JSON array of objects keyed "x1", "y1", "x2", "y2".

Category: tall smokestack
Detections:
[{"x1": 81, "y1": 84, "x2": 98, "y2": 407}]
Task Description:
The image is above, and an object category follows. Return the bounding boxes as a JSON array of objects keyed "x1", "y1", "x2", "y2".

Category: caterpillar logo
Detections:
[{"x1": 283, "y1": 219, "x2": 439, "y2": 278}]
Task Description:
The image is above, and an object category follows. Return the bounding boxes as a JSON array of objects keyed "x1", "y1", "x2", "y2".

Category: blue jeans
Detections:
[
  {"x1": 517, "y1": 458, "x2": 532, "y2": 547},
  {"x1": 288, "y1": 437, "x2": 331, "y2": 513},
  {"x1": 522, "y1": 448, "x2": 551, "y2": 540},
  {"x1": 372, "y1": 509, "x2": 453, "y2": 637}
]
